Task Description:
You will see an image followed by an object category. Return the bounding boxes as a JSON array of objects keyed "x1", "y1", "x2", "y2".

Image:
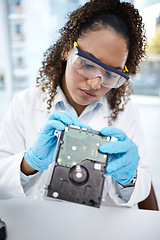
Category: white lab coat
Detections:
[{"x1": 0, "y1": 86, "x2": 151, "y2": 207}]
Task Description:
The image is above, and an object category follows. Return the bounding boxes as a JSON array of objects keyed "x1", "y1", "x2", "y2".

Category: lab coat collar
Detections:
[
  {"x1": 53, "y1": 87, "x2": 105, "y2": 116},
  {"x1": 34, "y1": 86, "x2": 110, "y2": 119},
  {"x1": 34, "y1": 86, "x2": 67, "y2": 112}
]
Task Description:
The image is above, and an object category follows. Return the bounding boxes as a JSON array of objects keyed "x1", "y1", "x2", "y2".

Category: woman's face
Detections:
[{"x1": 61, "y1": 28, "x2": 129, "y2": 116}]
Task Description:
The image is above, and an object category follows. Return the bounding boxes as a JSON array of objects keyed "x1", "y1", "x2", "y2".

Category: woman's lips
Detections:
[{"x1": 80, "y1": 89, "x2": 96, "y2": 98}]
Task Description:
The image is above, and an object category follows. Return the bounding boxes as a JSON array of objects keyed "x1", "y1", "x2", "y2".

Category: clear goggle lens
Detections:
[{"x1": 72, "y1": 51, "x2": 128, "y2": 88}]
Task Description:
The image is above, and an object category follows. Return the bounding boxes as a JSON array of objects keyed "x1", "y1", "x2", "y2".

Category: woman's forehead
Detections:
[{"x1": 77, "y1": 28, "x2": 128, "y2": 68}]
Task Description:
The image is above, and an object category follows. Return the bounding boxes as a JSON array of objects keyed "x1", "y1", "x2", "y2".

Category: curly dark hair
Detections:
[{"x1": 36, "y1": 0, "x2": 147, "y2": 125}]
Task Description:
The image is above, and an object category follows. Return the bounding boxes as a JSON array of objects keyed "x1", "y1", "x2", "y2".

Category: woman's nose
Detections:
[{"x1": 86, "y1": 76, "x2": 101, "y2": 89}]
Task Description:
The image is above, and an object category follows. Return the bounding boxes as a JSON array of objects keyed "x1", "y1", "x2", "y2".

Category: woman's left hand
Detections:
[{"x1": 99, "y1": 126, "x2": 140, "y2": 185}]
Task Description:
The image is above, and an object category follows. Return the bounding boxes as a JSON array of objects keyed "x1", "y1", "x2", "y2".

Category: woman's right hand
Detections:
[{"x1": 23, "y1": 111, "x2": 87, "y2": 173}]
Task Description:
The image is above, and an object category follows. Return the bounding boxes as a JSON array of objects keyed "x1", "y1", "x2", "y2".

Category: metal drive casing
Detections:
[{"x1": 45, "y1": 125, "x2": 110, "y2": 208}]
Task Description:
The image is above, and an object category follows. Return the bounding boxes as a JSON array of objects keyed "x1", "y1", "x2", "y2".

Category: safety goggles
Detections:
[{"x1": 72, "y1": 41, "x2": 130, "y2": 88}]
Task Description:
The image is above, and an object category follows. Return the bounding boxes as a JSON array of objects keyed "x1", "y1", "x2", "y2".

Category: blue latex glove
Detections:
[
  {"x1": 99, "y1": 126, "x2": 140, "y2": 185},
  {"x1": 24, "y1": 111, "x2": 89, "y2": 171}
]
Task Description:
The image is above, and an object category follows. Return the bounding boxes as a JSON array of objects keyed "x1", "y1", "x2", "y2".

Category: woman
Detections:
[{"x1": 0, "y1": 0, "x2": 151, "y2": 207}]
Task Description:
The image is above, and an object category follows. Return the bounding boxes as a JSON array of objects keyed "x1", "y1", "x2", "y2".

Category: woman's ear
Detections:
[
  {"x1": 64, "y1": 50, "x2": 69, "y2": 61},
  {"x1": 61, "y1": 52, "x2": 67, "y2": 61},
  {"x1": 61, "y1": 44, "x2": 72, "y2": 61}
]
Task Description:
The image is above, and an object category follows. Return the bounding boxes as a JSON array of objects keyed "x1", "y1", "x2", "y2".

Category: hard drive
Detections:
[{"x1": 45, "y1": 125, "x2": 110, "y2": 208}]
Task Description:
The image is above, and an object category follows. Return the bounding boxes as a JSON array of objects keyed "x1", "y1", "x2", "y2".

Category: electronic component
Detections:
[{"x1": 45, "y1": 125, "x2": 110, "y2": 208}]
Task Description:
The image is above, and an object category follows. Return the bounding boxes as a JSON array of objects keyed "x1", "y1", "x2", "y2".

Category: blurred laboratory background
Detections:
[{"x1": 0, "y1": 0, "x2": 160, "y2": 208}]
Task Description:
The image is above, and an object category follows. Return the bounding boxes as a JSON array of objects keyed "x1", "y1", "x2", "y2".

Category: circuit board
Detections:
[{"x1": 57, "y1": 125, "x2": 110, "y2": 167}]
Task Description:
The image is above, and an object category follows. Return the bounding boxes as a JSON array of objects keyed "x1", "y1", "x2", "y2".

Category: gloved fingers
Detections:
[
  {"x1": 24, "y1": 150, "x2": 49, "y2": 171},
  {"x1": 107, "y1": 170, "x2": 130, "y2": 181},
  {"x1": 32, "y1": 137, "x2": 57, "y2": 155},
  {"x1": 106, "y1": 153, "x2": 128, "y2": 172},
  {"x1": 48, "y1": 111, "x2": 81, "y2": 126},
  {"x1": 79, "y1": 123, "x2": 92, "y2": 129},
  {"x1": 106, "y1": 164, "x2": 137, "y2": 185},
  {"x1": 48, "y1": 111, "x2": 92, "y2": 129},
  {"x1": 48, "y1": 111, "x2": 75, "y2": 124},
  {"x1": 109, "y1": 173, "x2": 136, "y2": 186},
  {"x1": 43, "y1": 120, "x2": 66, "y2": 132},
  {"x1": 24, "y1": 148, "x2": 54, "y2": 171},
  {"x1": 100, "y1": 126, "x2": 127, "y2": 141},
  {"x1": 106, "y1": 147, "x2": 139, "y2": 172},
  {"x1": 106, "y1": 157, "x2": 138, "y2": 186},
  {"x1": 99, "y1": 137, "x2": 132, "y2": 154},
  {"x1": 107, "y1": 159, "x2": 138, "y2": 176}
]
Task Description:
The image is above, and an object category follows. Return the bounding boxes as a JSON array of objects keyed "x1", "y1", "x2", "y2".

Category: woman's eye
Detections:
[
  {"x1": 104, "y1": 71, "x2": 112, "y2": 79},
  {"x1": 82, "y1": 60, "x2": 95, "y2": 69},
  {"x1": 104, "y1": 71, "x2": 117, "y2": 79}
]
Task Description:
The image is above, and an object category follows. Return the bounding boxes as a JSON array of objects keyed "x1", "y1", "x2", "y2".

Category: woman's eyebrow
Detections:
[{"x1": 83, "y1": 50, "x2": 123, "y2": 71}]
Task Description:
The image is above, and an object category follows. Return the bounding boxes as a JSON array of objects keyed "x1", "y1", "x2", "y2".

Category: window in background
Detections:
[
  {"x1": 7, "y1": 0, "x2": 28, "y2": 91},
  {"x1": 0, "y1": 0, "x2": 85, "y2": 99},
  {"x1": 132, "y1": 2, "x2": 160, "y2": 96},
  {"x1": 0, "y1": 0, "x2": 160, "y2": 99},
  {"x1": 0, "y1": 0, "x2": 135, "y2": 100}
]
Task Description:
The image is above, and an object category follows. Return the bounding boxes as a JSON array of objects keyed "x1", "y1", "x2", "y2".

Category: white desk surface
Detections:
[{"x1": 0, "y1": 198, "x2": 160, "y2": 240}]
